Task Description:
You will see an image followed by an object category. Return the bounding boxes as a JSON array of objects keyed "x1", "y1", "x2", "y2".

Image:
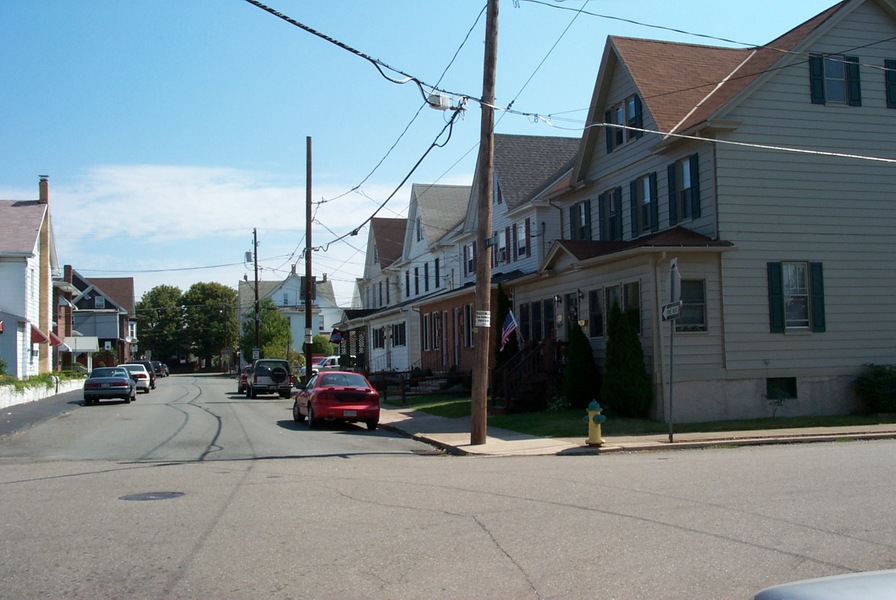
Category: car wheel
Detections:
[
  {"x1": 250, "y1": 386, "x2": 257, "y2": 399},
  {"x1": 130, "y1": 389, "x2": 137, "y2": 402},
  {"x1": 366, "y1": 419, "x2": 378, "y2": 431},
  {"x1": 292, "y1": 400, "x2": 305, "y2": 423},
  {"x1": 125, "y1": 395, "x2": 132, "y2": 404},
  {"x1": 308, "y1": 405, "x2": 317, "y2": 429}
]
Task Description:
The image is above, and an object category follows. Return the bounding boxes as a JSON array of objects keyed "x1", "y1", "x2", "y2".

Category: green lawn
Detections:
[{"x1": 384, "y1": 394, "x2": 896, "y2": 437}]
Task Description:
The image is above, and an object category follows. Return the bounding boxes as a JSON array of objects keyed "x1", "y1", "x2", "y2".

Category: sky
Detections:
[{"x1": 0, "y1": 0, "x2": 838, "y2": 307}]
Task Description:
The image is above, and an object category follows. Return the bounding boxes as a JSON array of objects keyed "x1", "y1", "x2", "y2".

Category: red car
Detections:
[{"x1": 292, "y1": 371, "x2": 379, "y2": 430}]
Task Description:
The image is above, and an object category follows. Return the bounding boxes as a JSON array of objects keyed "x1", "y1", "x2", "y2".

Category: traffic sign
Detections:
[{"x1": 662, "y1": 300, "x2": 682, "y2": 321}]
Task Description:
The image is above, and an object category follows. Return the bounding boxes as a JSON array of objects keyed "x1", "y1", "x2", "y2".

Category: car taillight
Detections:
[
  {"x1": 85, "y1": 382, "x2": 98, "y2": 389},
  {"x1": 316, "y1": 390, "x2": 335, "y2": 401},
  {"x1": 112, "y1": 381, "x2": 129, "y2": 388}
]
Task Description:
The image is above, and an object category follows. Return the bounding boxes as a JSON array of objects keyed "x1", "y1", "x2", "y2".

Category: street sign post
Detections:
[{"x1": 667, "y1": 259, "x2": 680, "y2": 443}]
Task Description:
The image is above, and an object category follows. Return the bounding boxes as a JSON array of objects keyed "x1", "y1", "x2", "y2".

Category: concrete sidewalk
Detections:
[{"x1": 378, "y1": 404, "x2": 896, "y2": 456}]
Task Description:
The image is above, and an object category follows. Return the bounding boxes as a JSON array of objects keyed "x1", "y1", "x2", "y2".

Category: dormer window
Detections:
[
  {"x1": 605, "y1": 94, "x2": 642, "y2": 153},
  {"x1": 95, "y1": 296, "x2": 105, "y2": 309},
  {"x1": 809, "y1": 54, "x2": 861, "y2": 106},
  {"x1": 415, "y1": 217, "x2": 423, "y2": 242}
]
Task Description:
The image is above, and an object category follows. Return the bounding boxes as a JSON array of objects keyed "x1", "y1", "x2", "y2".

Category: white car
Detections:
[
  {"x1": 312, "y1": 355, "x2": 356, "y2": 374},
  {"x1": 119, "y1": 363, "x2": 152, "y2": 393}
]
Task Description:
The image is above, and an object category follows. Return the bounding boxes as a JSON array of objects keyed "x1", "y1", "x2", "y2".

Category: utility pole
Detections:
[
  {"x1": 253, "y1": 227, "x2": 260, "y2": 352},
  {"x1": 304, "y1": 136, "x2": 314, "y2": 382},
  {"x1": 471, "y1": 0, "x2": 499, "y2": 445}
]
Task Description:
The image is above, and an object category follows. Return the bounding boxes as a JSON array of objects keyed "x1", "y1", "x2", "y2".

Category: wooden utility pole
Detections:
[
  {"x1": 304, "y1": 136, "x2": 314, "y2": 382},
  {"x1": 471, "y1": 0, "x2": 499, "y2": 445},
  {"x1": 253, "y1": 227, "x2": 260, "y2": 351}
]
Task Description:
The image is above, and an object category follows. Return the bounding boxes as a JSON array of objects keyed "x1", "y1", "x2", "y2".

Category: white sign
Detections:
[
  {"x1": 669, "y1": 258, "x2": 681, "y2": 303},
  {"x1": 662, "y1": 301, "x2": 682, "y2": 321},
  {"x1": 252, "y1": 347, "x2": 260, "y2": 360},
  {"x1": 475, "y1": 310, "x2": 491, "y2": 328}
]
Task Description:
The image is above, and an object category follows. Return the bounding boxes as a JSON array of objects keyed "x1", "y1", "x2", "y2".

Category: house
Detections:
[
  {"x1": 57, "y1": 266, "x2": 137, "y2": 368},
  {"x1": 237, "y1": 267, "x2": 342, "y2": 364},
  {"x1": 0, "y1": 177, "x2": 61, "y2": 378},
  {"x1": 415, "y1": 134, "x2": 579, "y2": 374},
  {"x1": 511, "y1": 0, "x2": 896, "y2": 421}
]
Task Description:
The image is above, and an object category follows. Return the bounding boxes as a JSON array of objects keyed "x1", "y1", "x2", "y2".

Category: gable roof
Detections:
[
  {"x1": 494, "y1": 134, "x2": 580, "y2": 210},
  {"x1": 0, "y1": 200, "x2": 47, "y2": 256},
  {"x1": 88, "y1": 277, "x2": 136, "y2": 315},
  {"x1": 370, "y1": 217, "x2": 406, "y2": 268},
  {"x1": 411, "y1": 183, "x2": 470, "y2": 246}
]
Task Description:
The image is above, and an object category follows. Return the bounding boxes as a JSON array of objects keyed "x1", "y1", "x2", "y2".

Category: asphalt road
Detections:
[{"x1": 1, "y1": 373, "x2": 894, "y2": 599}]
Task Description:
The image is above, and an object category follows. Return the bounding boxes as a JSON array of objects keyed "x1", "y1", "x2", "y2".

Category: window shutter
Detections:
[
  {"x1": 689, "y1": 154, "x2": 701, "y2": 218},
  {"x1": 809, "y1": 55, "x2": 825, "y2": 104},
  {"x1": 598, "y1": 192, "x2": 607, "y2": 240},
  {"x1": 472, "y1": 241, "x2": 477, "y2": 271},
  {"x1": 887, "y1": 60, "x2": 896, "y2": 109},
  {"x1": 505, "y1": 226, "x2": 511, "y2": 264},
  {"x1": 629, "y1": 180, "x2": 639, "y2": 236},
  {"x1": 810, "y1": 262, "x2": 826, "y2": 332},
  {"x1": 767, "y1": 262, "x2": 784, "y2": 333},
  {"x1": 668, "y1": 163, "x2": 678, "y2": 225},
  {"x1": 569, "y1": 205, "x2": 576, "y2": 240},
  {"x1": 525, "y1": 218, "x2": 531, "y2": 257},
  {"x1": 845, "y1": 56, "x2": 861, "y2": 107},
  {"x1": 584, "y1": 199, "x2": 592, "y2": 240},
  {"x1": 604, "y1": 110, "x2": 613, "y2": 153},
  {"x1": 649, "y1": 172, "x2": 659, "y2": 232},
  {"x1": 633, "y1": 95, "x2": 643, "y2": 138},
  {"x1": 491, "y1": 231, "x2": 497, "y2": 267},
  {"x1": 613, "y1": 187, "x2": 623, "y2": 240},
  {"x1": 511, "y1": 223, "x2": 518, "y2": 261}
]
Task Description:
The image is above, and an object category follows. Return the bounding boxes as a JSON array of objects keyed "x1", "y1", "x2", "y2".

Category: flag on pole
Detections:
[{"x1": 500, "y1": 310, "x2": 518, "y2": 351}]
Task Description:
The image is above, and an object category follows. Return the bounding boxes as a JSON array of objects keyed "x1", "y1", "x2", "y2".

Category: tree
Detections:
[
  {"x1": 493, "y1": 283, "x2": 519, "y2": 368},
  {"x1": 561, "y1": 320, "x2": 601, "y2": 409},
  {"x1": 182, "y1": 282, "x2": 238, "y2": 368},
  {"x1": 136, "y1": 285, "x2": 185, "y2": 362},
  {"x1": 239, "y1": 297, "x2": 290, "y2": 362},
  {"x1": 600, "y1": 301, "x2": 651, "y2": 418},
  {"x1": 311, "y1": 334, "x2": 334, "y2": 356}
]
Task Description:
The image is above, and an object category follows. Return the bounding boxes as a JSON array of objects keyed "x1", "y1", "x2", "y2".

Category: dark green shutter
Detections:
[
  {"x1": 845, "y1": 56, "x2": 861, "y2": 106},
  {"x1": 633, "y1": 95, "x2": 643, "y2": 138},
  {"x1": 630, "y1": 180, "x2": 639, "y2": 236},
  {"x1": 605, "y1": 110, "x2": 613, "y2": 153},
  {"x1": 768, "y1": 262, "x2": 785, "y2": 333},
  {"x1": 569, "y1": 204, "x2": 576, "y2": 240},
  {"x1": 809, "y1": 55, "x2": 825, "y2": 104},
  {"x1": 886, "y1": 60, "x2": 896, "y2": 109},
  {"x1": 668, "y1": 163, "x2": 678, "y2": 225},
  {"x1": 613, "y1": 187, "x2": 623, "y2": 240},
  {"x1": 810, "y1": 262, "x2": 826, "y2": 332},
  {"x1": 584, "y1": 199, "x2": 592, "y2": 240},
  {"x1": 689, "y1": 154, "x2": 701, "y2": 218},
  {"x1": 649, "y1": 172, "x2": 659, "y2": 232},
  {"x1": 598, "y1": 192, "x2": 607, "y2": 240}
]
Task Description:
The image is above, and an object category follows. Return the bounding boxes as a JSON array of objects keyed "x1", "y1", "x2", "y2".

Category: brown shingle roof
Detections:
[
  {"x1": 89, "y1": 278, "x2": 136, "y2": 314},
  {"x1": 556, "y1": 227, "x2": 732, "y2": 262},
  {"x1": 494, "y1": 134, "x2": 580, "y2": 209},
  {"x1": 0, "y1": 200, "x2": 46, "y2": 256},
  {"x1": 370, "y1": 217, "x2": 406, "y2": 268}
]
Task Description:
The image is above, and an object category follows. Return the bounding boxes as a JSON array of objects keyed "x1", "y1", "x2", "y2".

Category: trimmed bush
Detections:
[
  {"x1": 561, "y1": 320, "x2": 601, "y2": 409},
  {"x1": 601, "y1": 302, "x2": 651, "y2": 418},
  {"x1": 854, "y1": 364, "x2": 896, "y2": 413}
]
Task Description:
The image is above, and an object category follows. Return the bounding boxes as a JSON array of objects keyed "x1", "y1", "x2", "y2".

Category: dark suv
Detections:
[
  {"x1": 126, "y1": 359, "x2": 157, "y2": 389},
  {"x1": 246, "y1": 359, "x2": 292, "y2": 398}
]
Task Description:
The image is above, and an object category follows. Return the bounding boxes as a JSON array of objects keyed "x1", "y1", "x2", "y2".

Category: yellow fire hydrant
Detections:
[{"x1": 586, "y1": 400, "x2": 606, "y2": 447}]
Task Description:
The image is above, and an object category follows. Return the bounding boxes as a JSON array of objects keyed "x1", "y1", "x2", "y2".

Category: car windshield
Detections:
[
  {"x1": 319, "y1": 373, "x2": 368, "y2": 388},
  {"x1": 90, "y1": 368, "x2": 122, "y2": 378}
]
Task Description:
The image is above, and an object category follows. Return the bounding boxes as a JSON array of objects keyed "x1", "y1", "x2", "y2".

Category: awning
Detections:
[
  {"x1": 31, "y1": 325, "x2": 49, "y2": 344},
  {"x1": 49, "y1": 331, "x2": 72, "y2": 351}
]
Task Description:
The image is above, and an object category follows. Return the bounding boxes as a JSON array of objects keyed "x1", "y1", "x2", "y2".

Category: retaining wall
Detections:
[{"x1": 0, "y1": 378, "x2": 84, "y2": 410}]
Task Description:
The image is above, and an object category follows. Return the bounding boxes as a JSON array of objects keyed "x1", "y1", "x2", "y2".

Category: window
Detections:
[
  {"x1": 588, "y1": 290, "x2": 604, "y2": 338},
  {"x1": 676, "y1": 280, "x2": 707, "y2": 332},
  {"x1": 463, "y1": 242, "x2": 476, "y2": 276},
  {"x1": 415, "y1": 217, "x2": 423, "y2": 241},
  {"x1": 604, "y1": 94, "x2": 642, "y2": 153},
  {"x1": 434, "y1": 258, "x2": 441, "y2": 289},
  {"x1": 809, "y1": 54, "x2": 861, "y2": 106},
  {"x1": 432, "y1": 312, "x2": 441, "y2": 350},
  {"x1": 598, "y1": 188, "x2": 623, "y2": 241},
  {"x1": 392, "y1": 322, "x2": 406, "y2": 347},
  {"x1": 519, "y1": 302, "x2": 531, "y2": 342},
  {"x1": 515, "y1": 219, "x2": 530, "y2": 259},
  {"x1": 282, "y1": 293, "x2": 288, "y2": 306},
  {"x1": 767, "y1": 377, "x2": 797, "y2": 401},
  {"x1": 767, "y1": 262, "x2": 825, "y2": 333},
  {"x1": 625, "y1": 281, "x2": 641, "y2": 334},
  {"x1": 668, "y1": 154, "x2": 700, "y2": 225},
  {"x1": 531, "y1": 301, "x2": 543, "y2": 343},
  {"x1": 372, "y1": 327, "x2": 385, "y2": 349},
  {"x1": 422, "y1": 314, "x2": 431, "y2": 350},
  {"x1": 463, "y1": 304, "x2": 474, "y2": 347},
  {"x1": 630, "y1": 173, "x2": 658, "y2": 236},
  {"x1": 95, "y1": 296, "x2": 105, "y2": 309},
  {"x1": 886, "y1": 59, "x2": 896, "y2": 109},
  {"x1": 492, "y1": 229, "x2": 507, "y2": 264},
  {"x1": 570, "y1": 200, "x2": 591, "y2": 240}
]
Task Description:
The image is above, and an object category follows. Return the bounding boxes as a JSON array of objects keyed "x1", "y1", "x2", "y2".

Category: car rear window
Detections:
[{"x1": 320, "y1": 373, "x2": 368, "y2": 388}]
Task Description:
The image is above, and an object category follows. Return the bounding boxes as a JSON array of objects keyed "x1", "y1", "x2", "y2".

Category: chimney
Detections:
[
  {"x1": 39, "y1": 175, "x2": 49, "y2": 204},
  {"x1": 322, "y1": 273, "x2": 327, "y2": 282},
  {"x1": 291, "y1": 264, "x2": 297, "y2": 275}
]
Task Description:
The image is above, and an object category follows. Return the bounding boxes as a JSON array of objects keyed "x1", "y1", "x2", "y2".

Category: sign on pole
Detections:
[
  {"x1": 669, "y1": 257, "x2": 681, "y2": 304},
  {"x1": 475, "y1": 310, "x2": 491, "y2": 328},
  {"x1": 662, "y1": 300, "x2": 682, "y2": 321}
]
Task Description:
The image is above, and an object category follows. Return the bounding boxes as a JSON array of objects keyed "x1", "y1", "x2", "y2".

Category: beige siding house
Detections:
[{"x1": 514, "y1": 0, "x2": 896, "y2": 421}]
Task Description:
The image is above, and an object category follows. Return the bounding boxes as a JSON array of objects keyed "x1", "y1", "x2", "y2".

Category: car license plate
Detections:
[
  {"x1": 343, "y1": 410, "x2": 357, "y2": 417},
  {"x1": 102, "y1": 383, "x2": 110, "y2": 388}
]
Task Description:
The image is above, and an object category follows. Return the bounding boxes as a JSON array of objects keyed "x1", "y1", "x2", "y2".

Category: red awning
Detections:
[
  {"x1": 31, "y1": 325, "x2": 50, "y2": 344},
  {"x1": 49, "y1": 331, "x2": 65, "y2": 346}
]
